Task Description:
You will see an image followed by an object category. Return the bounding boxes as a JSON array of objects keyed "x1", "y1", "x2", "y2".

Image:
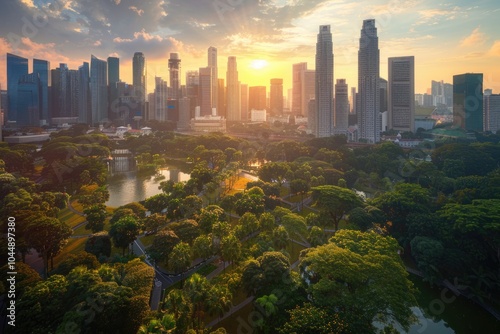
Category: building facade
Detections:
[
  {"x1": 314, "y1": 25, "x2": 334, "y2": 138},
  {"x1": 270, "y1": 78, "x2": 283, "y2": 116},
  {"x1": 453, "y1": 73, "x2": 483, "y2": 132},
  {"x1": 226, "y1": 56, "x2": 241, "y2": 121},
  {"x1": 7, "y1": 53, "x2": 29, "y2": 123},
  {"x1": 90, "y1": 55, "x2": 108, "y2": 125},
  {"x1": 334, "y1": 79, "x2": 349, "y2": 134},
  {"x1": 358, "y1": 19, "x2": 381, "y2": 143},
  {"x1": 388, "y1": 56, "x2": 415, "y2": 133}
]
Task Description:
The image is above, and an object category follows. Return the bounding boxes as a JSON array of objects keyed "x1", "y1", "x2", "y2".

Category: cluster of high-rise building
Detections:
[{"x1": 2, "y1": 19, "x2": 499, "y2": 139}]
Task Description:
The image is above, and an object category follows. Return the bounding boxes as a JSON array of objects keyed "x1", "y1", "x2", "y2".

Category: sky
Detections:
[{"x1": 1, "y1": 0, "x2": 500, "y2": 96}]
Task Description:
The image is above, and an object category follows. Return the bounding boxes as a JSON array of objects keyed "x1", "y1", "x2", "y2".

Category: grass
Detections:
[
  {"x1": 198, "y1": 263, "x2": 218, "y2": 276},
  {"x1": 58, "y1": 207, "x2": 86, "y2": 228},
  {"x1": 139, "y1": 234, "x2": 155, "y2": 247},
  {"x1": 70, "y1": 200, "x2": 84, "y2": 212},
  {"x1": 227, "y1": 177, "x2": 253, "y2": 195},
  {"x1": 52, "y1": 237, "x2": 87, "y2": 268}
]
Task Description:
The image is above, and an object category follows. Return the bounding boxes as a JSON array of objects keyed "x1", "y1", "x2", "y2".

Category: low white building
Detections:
[{"x1": 250, "y1": 109, "x2": 267, "y2": 122}]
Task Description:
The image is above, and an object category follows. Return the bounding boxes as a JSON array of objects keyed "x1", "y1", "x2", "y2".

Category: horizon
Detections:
[{"x1": 1, "y1": 0, "x2": 500, "y2": 95}]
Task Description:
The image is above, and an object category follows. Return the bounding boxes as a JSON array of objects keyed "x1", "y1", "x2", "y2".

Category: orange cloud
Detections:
[{"x1": 460, "y1": 27, "x2": 487, "y2": 47}]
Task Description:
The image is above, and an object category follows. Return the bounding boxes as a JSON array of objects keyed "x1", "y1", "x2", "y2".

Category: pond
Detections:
[
  {"x1": 406, "y1": 275, "x2": 500, "y2": 333},
  {"x1": 106, "y1": 168, "x2": 190, "y2": 208}
]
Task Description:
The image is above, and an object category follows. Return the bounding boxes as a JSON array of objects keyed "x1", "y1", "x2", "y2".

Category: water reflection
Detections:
[{"x1": 106, "y1": 168, "x2": 190, "y2": 207}]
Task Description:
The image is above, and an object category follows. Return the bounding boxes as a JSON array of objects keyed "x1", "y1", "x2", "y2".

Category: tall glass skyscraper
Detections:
[
  {"x1": 208, "y1": 47, "x2": 218, "y2": 112},
  {"x1": 314, "y1": 25, "x2": 334, "y2": 138},
  {"x1": 107, "y1": 56, "x2": 119, "y2": 119},
  {"x1": 388, "y1": 56, "x2": 415, "y2": 133},
  {"x1": 7, "y1": 53, "x2": 29, "y2": 123},
  {"x1": 358, "y1": 19, "x2": 380, "y2": 143},
  {"x1": 453, "y1": 73, "x2": 483, "y2": 132},
  {"x1": 17, "y1": 73, "x2": 41, "y2": 127},
  {"x1": 33, "y1": 59, "x2": 50, "y2": 124},
  {"x1": 226, "y1": 56, "x2": 240, "y2": 121},
  {"x1": 334, "y1": 79, "x2": 349, "y2": 134},
  {"x1": 169, "y1": 53, "x2": 181, "y2": 99},
  {"x1": 90, "y1": 55, "x2": 108, "y2": 125},
  {"x1": 78, "y1": 62, "x2": 90, "y2": 124},
  {"x1": 133, "y1": 52, "x2": 146, "y2": 119}
]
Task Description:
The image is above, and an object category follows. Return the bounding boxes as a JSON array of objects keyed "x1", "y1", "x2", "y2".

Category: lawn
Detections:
[
  {"x1": 52, "y1": 237, "x2": 87, "y2": 268},
  {"x1": 226, "y1": 176, "x2": 253, "y2": 195},
  {"x1": 58, "y1": 207, "x2": 86, "y2": 228},
  {"x1": 139, "y1": 234, "x2": 155, "y2": 247}
]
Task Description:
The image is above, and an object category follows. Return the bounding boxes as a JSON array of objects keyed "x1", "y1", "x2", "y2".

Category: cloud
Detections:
[
  {"x1": 19, "y1": 0, "x2": 36, "y2": 8},
  {"x1": 129, "y1": 6, "x2": 144, "y2": 16},
  {"x1": 488, "y1": 40, "x2": 500, "y2": 57},
  {"x1": 112, "y1": 29, "x2": 183, "y2": 59},
  {"x1": 460, "y1": 27, "x2": 487, "y2": 47},
  {"x1": 415, "y1": 6, "x2": 464, "y2": 25}
]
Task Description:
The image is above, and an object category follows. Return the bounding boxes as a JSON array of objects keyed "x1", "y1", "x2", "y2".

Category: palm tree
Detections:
[
  {"x1": 220, "y1": 233, "x2": 241, "y2": 270},
  {"x1": 207, "y1": 285, "x2": 232, "y2": 320},
  {"x1": 137, "y1": 313, "x2": 176, "y2": 333},
  {"x1": 185, "y1": 274, "x2": 209, "y2": 330},
  {"x1": 168, "y1": 242, "x2": 192, "y2": 288}
]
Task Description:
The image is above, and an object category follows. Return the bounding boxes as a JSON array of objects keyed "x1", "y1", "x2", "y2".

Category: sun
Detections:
[{"x1": 250, "y1": 59, "x2": 268, "y2": 70}]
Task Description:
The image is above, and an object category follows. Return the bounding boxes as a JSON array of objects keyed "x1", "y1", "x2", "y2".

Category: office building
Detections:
[
  {"x1": 186, "y1": 70, "x2": 199, "y2": 120},
  {"x1": 78, "y1": 62, "x2": 90, "y2": 124},
  {"x1": 453, "y1": 73, "x2": 483, "y2": 132},
  {"x1": 270, "y1": 78, "x2": 283, "y2": 115},
  {"x1": 107, "y1": 56, "x2": 119, "y2": 120},
  {"x1": 226, "y1": 56, "x2": 240, "y2": 121},
  {"x1": 358, "y1": 19, "x2": 381, "y2": 143},
  {"x1": 199, "y1": 67, "x2": 212, "y2": 116},
  {"x1": 388, "y1": 56, "x2": 415, "y2": 133},
  {"x1": 484, "y1": 90, "x2": 500, "y2": 133},
  {"x1": 218, "y1": 78, "x2": 226, "y2": 118},
  {"x1": 154, "y1": 77, "x2": 168, "y2": 121},
  {"x1": 33, "y1": 59, "x2": 50, "y2": 124},
  {"x1": 17, "y1": 73, "x2": 41, "y2": 127},
  {"x1": 292, "y1": 62, "x2": 308, "y2": 115},
  {"x1": 169, "y1": 53, "x2": 181, "y2": 99},
  {"x1": 240, "y1": 84, "x2": 248, "y2": 121},
  {"x1": 249, "y1": 86, "x2": 266, "y2": 111},
  {"x1": 208, "y1": 47, "x2": 218, "y2": 112},
  {"x1": 90, "y1": 55, "x2": 108, "y2": 125},
  {"x1": 314, "y1": 25, "x2": 334, "y2": 138},
  {"x1": 133, "y1": 52, "x2": 146, "y2": 118},
  {"x1": 334, "y1": 79, "x2": 349, "y2": 134},
  {"x1": 7, "y1": 53, "x2": 29, "y2": 123}
]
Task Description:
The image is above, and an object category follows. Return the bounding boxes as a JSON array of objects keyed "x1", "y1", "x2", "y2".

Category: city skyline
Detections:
[{"x1": 1, "y1": 0, "x2": 500, "y2": 95}]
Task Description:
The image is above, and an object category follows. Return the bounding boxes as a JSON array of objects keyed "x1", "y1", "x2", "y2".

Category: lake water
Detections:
[
  {"x1": 406, "y1": 275, "x2": 500, "y2": 334},
  {"x1": 106, "y1": 168, "x2": 190, "y2": 208}
]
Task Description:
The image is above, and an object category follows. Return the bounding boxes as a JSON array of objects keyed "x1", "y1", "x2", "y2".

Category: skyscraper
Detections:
[
  {"x1": 107, "y1": 56, "x2": 119, "y2": 119},
  {"x1": 388, "y1": 56, "x2": 415, "y2": 133},
  {"x1": 199, "y1": 67, "x2": 212, "y2": 116},
  {"x1": 301, "y1": 69, "x2": 315, "y2": 118},
  {"x1": 292, "y1": 62, "x2": 307, "y2": 115},
  {"x1": 218, "y1": 78, "x2": 226, "y2": 118},
  {"x1": 484, "y1": 90, "x2": 500, "y2": 133},
  {"x1": 453, "y1": 73, "x2": 483, "y2": 132},
  {"x1": 240, "y1": 84, "x2": 248, "y2": 121},
  {"x1": 33, "y1": 58, "x2": 50, "y2": 124},
  {"x1": 334, "y1": 79, "x2": 349, "y2": 134},
  {"x1": 314, "y1": 25, "x2": 334, "y2": 138},
  {"x1": 208, "y1": 47, "x2": 218, "y2": 112},
  {"x1": 358, "y1": 19, "x2": 381, "y2": 143},
  {"x1": 226, "y1": 56, "x2": 240, "y2": 121},
  {"x1": 133, "y1": 52, "x2": 146, "y2": 118},
  {"x1": 7, "y1": 53, "x2": 28, "y2": 123},
  {"x1": 154, "y1": 77, "x2": 168, "y2": 121},
  {"x1": 78, "y1": 62, "x2": 90, "y2": 124},
  {"x1": 17, "y1": 73, "x2": 41, "y2": 127},
  {"x1": 169, "y1": 53, "x2": 181, "y2": 99},
  {"x1": 270, "y1": 78, "x2": 283, "y2": 115},
  {"x1": 249, "y1": 86, "x2": 267, "y2": 111},
  {"x1": 90, "y1": 55, "x2": 108, "y2": 125},
  {"x1": 186, "y1": 70, "x2": 199, "y2": 119}
]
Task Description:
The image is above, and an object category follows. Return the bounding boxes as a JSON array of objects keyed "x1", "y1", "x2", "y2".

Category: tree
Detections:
[
  {"x1": 308, "y1": 226, "x2": 327, "y2": 247},
  {"x1": 410, "y1": 236, "x2": 444, "y2": 284},
  {"x1": 163, "y1": 289, "x2": 192, "y2": 333},
  {"x1": 311, "y1": 185, "x2": 363, "y2": 231},
  {"x1": 168, "y1": 242, "x2": 192, "y2": 274},
  {"x1": 26, "y1": 216, "x2": 72, "y2": 277},
  {"x1": 290, "y1": 178, "x2": 310, "y2": 209},
  {"x1": 272, "y1": 226, "x2": 289, "y2": 250},
  {"x1": 299, "y1": 230, "x2": 416, "y2": 332},
  {"x1": 147, "y1": 230, "x2": 180, "y2": 263},
  {"x1": 278, "y1": 303, "x2": 348, "y2": 334},
  {"x1": 84, "y1": 203, "x2": 107, "y2": 233},
  {"x1": 109, "y1": 216, "x2": 141, "y2": 255},
  {"x1": 207, "y1": 285, "x2": 232, "y2": 319},
  {"x1": 242, "y1": 251, "x2": 291, "y2": 296},
  {"x1": 259, "y1": 212, "x2": 276, "y2": 232},
  {"x1": 168, "y1": 219, "x2": 200, "y2": 245},
  {"x1": 281, "y1": 213, "x2": 308, "y2": 246},
  {"x1": 220, "y1": 234, "x2": 241, "y2": 267},
  {"x1": 198, "y1": 205, "x2": 226, "y2": 233},
  {"x1": 137, "y1": 313, "x2": 176, "y2": 334},
  {"x1": 79, "y1": 184, "x2": 109, "y2": 208},
  {"x1": 110, "y1": 208, "x2": 138, "y2": 225},
  {"x1": 258, "y1": 162, "x2": 291, "y2": 187},
  {"x1": 180, "y1": 195, "x2": 203, "y2": 219},
  {"x1": 142, "y1": 213, "x2": 166, "y2": 234},
  {"x1": 192, "y1": 234, "x2": 213, "y2": 260},
  {"x1": 85, "y1": 231, "x2": 112, "y2": 258},
  {"x1": 238, "y1": 212, "x2": 260, "y2": 236},
  {"x1": 184, "y1": 273, "x2": 210, "y2": 330}
]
